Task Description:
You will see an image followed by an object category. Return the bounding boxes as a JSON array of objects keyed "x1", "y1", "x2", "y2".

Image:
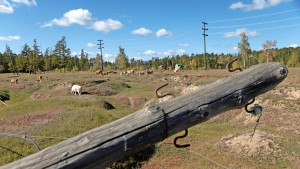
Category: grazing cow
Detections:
[
  {"x1": 71, "y1": 84, "x2": 82, "y2": 96},
  {"x1": 36, "y1": 75, "x2": 42, "y2": 83},
  {"x1": 95, "y1": 70, "x2": 102, "y2": 75},
  {"x1": 146, "y1": 70, "x2": 153, "y2": 75},
  {"x1": 101, "y1": 72, "x2": 108, "y2": 75},
  {"x1": 126, "y1": 69, "x2": 135, "y2": 75},
  {"x1": 10, "y1": 78, "x2": 18, "y2": 86},
  {"x1": 138, "y1": 71, "x2": 145, "y2": 76},
  {"x1": 158, "y1": 65, "x2": 164, "y2": 70}
]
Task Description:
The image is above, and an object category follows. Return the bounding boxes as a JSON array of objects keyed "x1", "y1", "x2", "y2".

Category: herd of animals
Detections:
[
  {"x1": 9, "y1": 65, "x2": 182, "y2": 97},
  {"x1": 9, "y1": 74, "x2": 83, "y2": 96}
]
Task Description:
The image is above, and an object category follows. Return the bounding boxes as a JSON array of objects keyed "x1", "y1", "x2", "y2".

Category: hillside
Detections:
[{"x1": 0, "y1": 67, "x2": 299, "y2": 168}]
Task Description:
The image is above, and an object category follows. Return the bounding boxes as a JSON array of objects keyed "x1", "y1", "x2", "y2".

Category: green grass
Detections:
[{"x1": 0, "y1": 68, "x2": 299, "y2": 168}]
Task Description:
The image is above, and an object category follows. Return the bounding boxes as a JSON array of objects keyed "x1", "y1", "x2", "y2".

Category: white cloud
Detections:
[
  {"x1": 91, "y1": 19, "x2": 123, "y2": 32},
  {"x1": 229, "y1": 0, "x2": 291, "y2": 11},
  {"x1": 143, "y1": 50, "x2": 157, "y2": 56},
  {"x1": 231, "y1": 46, "x2": 239, "y2": 52},
  {"x1": 42, "y1": 9, "x2": 93, "y2": 27},
  {"x1": 0, "y1": 35, "x2": 21, "y2": 41},
  {"x1": 12, "y1": 0, "x2": 36, "y2": 6},
  {"x1": 0, "y1": 0, "x2": 14, "y2": 13},
  {"x1": 156, "y1": 28, "x2": 172, "y2": 37},
  {"x1": 162, "y1": 50, "x2": 175, "y2": 56},
  {"x1": 0, "y1": 0, "x2": 36, "y2": 14},
  {"x1": 103, "y1": 53, "x2": 115, "y2": 62},
  {"x1": 177, "y1": 49, "x2": 186, "y2": 54},
  {"x1": 288, "y1": 44, "x2": 299, "y2": 48},
  {"x1": 42, "y1": 9, "x2": 123, "y2": 32},
  {"x1": 87, "y1": 43, "x2": 96, "y2": 48},
  {"x1": 131, "y1": 27, "x2": 153, "y2": 36},
  {"x1": 224, "y1": 28, "x2": 259, "y2": 38},
  {"x1": 139, "y1": 49, "x2": 189, "y2": 57},
  {"x1": 179, "y1": 43, "x2": 189, "y2": 47},
  {"x1": 71, "y1": 52, "x2": 77, "y2": 56}
]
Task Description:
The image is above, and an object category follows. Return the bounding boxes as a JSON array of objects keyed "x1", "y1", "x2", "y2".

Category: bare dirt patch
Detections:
[
  {"x1": 272, "y1": 86, "x2": 300, "y2": 100},
  {"x1": 216, "y1": 130, "x2": 283, "y2": 161},
  {"x1": 113, "y1": 95, "x2": 147, "y2": 108},
  {"x1": 88, "y1": 84, "x2": 116, "y2": 96},
  {"x1": 0, "y1": 109, "x2": 57, "y2": 134}
]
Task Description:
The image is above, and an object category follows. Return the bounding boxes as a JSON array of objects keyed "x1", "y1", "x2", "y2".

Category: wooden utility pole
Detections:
[
  {"x1": 202, "y1": 21, "x2": 208, "y2": 70},
  {"x1": 1, "y1": 63, "x2": 288, "y2": 169},
  {"x1": 97, "y1": 40, "x2": 104, "y2": 71}
]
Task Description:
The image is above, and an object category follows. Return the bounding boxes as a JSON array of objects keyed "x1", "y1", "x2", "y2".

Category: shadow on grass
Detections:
[
  {"x1": 108, "y1": 145, "x2": 156, "y2": 169},
  {"x1": 0, "y1": 145, "x2": 24, "y2": 157},
  {"x1": 85, "y1": 80, "x2": 106, "y2": 86},
  {"x1": 81, "y1": 91, "x2": 91, "y2": 95}
]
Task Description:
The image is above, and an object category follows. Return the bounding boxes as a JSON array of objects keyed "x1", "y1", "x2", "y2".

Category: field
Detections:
[{"x1": 0, "y1": 66, "x2": 299, "y2": 169}]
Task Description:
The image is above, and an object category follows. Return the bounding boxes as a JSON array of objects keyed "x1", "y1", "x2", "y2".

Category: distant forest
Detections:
[{"x1": 0, "y1": 36, "x2": 299, "y2": 74}]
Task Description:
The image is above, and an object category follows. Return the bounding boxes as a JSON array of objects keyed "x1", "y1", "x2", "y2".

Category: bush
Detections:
[{"x1": 0, "y1": 90, "x2": 10, "y2": 101}]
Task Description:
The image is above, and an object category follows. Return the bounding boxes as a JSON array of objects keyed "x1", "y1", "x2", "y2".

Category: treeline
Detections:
[{"x1": 0, "y1": 36, "x2": 299, "y2": 74}]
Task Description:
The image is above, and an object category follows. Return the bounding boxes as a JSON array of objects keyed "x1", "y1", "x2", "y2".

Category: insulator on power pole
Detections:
[
  {"x1": 202, "y1": 21, "x2": 208, "y2": 70},
  {"x1": 97, "y1": 40, "x2": 104, "y2": 71}
]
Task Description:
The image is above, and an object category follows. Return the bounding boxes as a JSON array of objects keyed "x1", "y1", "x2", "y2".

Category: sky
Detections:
[{"x1": 0, "y1": 0, "x2": 300, "y2": 62}]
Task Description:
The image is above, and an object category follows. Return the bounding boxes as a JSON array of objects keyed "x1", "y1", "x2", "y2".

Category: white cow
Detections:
[{"x1": 71, "y1": 84, "x2": 82, "y2": 96}]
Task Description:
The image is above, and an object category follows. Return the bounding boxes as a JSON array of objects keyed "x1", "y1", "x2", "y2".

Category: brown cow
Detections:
[
  {"x1": 95, "y1": 70, "x2": 102, "y2": 75},
  {"x1": 10, "y1": 78, "x2": 18, "y2": 86},
  {"x1": 146, "y1": 70, "x2": 153, "y2": 75},
  {"x1": 36, "y1": 75, "x2": 42, "y2": 83}
]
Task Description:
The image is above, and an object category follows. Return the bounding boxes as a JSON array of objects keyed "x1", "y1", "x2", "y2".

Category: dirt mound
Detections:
[
  {"x1": 181, "y1": 84, "x2": 200, "y2": 95},
  {"x1": 0, "y1": 109, "x2": 56, "y2": 134},
  {"x1": 272, "y1": 87, "x2": 300, "y2": 100},
  {"x1": 88, "y1": 85, "x2": 116, "y2": 96},
  {"x1": 87, "y1": 82, "x2": 130, "y2": 96},
  {"x1": 113, "y1": 95, "x2": 147, "y2": 108},
  {"x1": 217, "y1": 131, "x2": 282, "y2": 160},
  {"x1": 54, "y1": 81, "x2": 72, "y2": 90}
]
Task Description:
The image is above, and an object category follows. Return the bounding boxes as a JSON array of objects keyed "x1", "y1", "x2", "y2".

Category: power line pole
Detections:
[
  {"x1": 202, "y1": 21, "x2": 208, "y2": 70},
  {"x1": 97, "y1": 40, "x2": 104, "y2": 71}
]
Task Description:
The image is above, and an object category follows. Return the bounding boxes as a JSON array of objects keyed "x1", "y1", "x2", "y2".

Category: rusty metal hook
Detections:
[
  {"x1": 245, "y1": 98, "x2": 255, "y2": 113},
  {"x1": 226, "y1": 58, "x2": 243, "y2": 72},
  {"x1": 156, "y1": 83, "x2": 175, "y2": 98},
  {"x1": 245, "y1": 98, "x2": 263, "y2": 116},
  {"x1": 245, "y1": 98, "x2": 264, "y2": 138},
  {"x1": 173, "y1": 129, "x2": 190, "y2": 148}
]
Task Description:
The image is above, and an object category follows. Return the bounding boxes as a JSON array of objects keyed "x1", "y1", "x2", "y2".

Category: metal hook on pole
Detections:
[
  {"x1": 156, "y1": 83, "x2": 175, "y2": 98},
  {"x1": 226, "y1": 58, "x2": 243, "y2": 72},
  {"x1": 244, "y1": 98, "x2": 264, "y2": 138},
  {"x1": 173, "y1": 129, "x2": 190, "y2": 148},
  {"x1": 245, "y1": 98, "x2": 263, "y2": 116}
]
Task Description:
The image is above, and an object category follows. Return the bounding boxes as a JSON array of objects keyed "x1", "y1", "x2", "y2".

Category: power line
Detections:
[
  {"x1": 208, "y1": 8, "x2": 300, "y2": 23},
  {"x1": 209, "y1": 23, "x2": 300, "y2": 35},
  {"x1": 209, "y1": 16, "x2": 300, "y2": 29}
]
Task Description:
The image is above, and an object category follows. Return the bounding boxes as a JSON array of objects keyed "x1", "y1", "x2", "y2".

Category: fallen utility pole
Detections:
[{"x1": 1, "y1": 62, "x2": 288, "y2": 169}]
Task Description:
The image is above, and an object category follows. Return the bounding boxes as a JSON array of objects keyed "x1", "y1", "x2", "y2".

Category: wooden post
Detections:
[{"x1": 0, "y1": 63, "x2": 288, "y2": 169}]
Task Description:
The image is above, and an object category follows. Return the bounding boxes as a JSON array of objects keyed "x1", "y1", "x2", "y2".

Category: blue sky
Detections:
[{"x1": 0, "y1": 0, "x2": 300, "y2": 62}]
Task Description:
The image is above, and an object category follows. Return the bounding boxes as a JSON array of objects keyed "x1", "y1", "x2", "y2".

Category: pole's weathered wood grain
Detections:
[{"x1": 1, "y1": 62, "x2": 288, "y2": 169}]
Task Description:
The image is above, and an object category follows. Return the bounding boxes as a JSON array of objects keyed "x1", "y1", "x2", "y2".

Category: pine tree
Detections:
[
  {"x1": 115, "y1": 46, "x2": 129, "y2": 69},
  {"x1": 238, "y1": 32, "x2": 250, "y2": 68},
  {"x1": 287, "y1": 49, "x2": 300, "y2": 67},
  {"x1": 44, "y1": 48, "x2": 51, "y2": 71},
  {"x1": 79, "y1": 49, "x2": 89, "y2": 71},
  {"x1": 93, "y1": 53, "x2": 101, "y2": 71},
  {"x1": 54, "y1": 36, "x2": 71, "y2": 70},
  {"x1": 261, "y1": 40, "x2": 277, "y2": 63}
]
